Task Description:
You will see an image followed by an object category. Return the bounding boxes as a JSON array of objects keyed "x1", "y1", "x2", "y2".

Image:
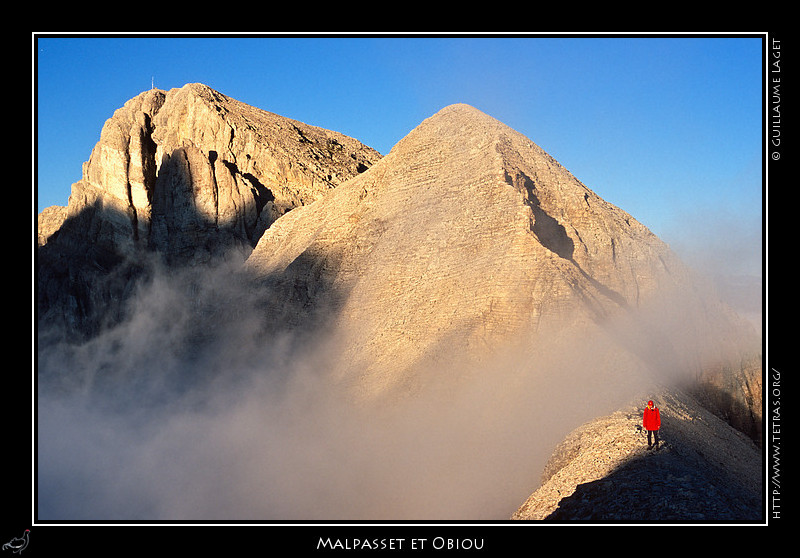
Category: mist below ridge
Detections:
[{"x1": 37, "y1": 252, "x2": 684, "y2": 521}]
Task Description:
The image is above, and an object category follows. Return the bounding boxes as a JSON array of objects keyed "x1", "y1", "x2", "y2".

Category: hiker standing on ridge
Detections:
[{"x1": 643, "y1": 400, "x2": 661, "y2": 450}]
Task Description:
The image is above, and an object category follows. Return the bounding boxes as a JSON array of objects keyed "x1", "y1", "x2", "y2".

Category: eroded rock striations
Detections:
[
  {"x1": 37, "y1": 83, "x2": 380, "y2": 340},
  {"x1": 245, "y1": 103, "x2": 759, "y2": 406}
]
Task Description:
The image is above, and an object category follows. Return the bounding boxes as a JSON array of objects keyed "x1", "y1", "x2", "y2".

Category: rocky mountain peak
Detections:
[
  {"x1": 244, "y1": 101, "x2": 754, "y2": 403},
  {"x1": 40, "y1": 82, "x2": 380, "y2": 255},
  {"x1": 37, "y1": 83, "x2": 381, "y2": 339}
]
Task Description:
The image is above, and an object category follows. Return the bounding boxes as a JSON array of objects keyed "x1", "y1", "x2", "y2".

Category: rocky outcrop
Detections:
[
  {"x1": 690, "y1": 352, "x2": 763, "y2": 447},
  {"x1": 37, "y1": 83, "x2": 380, "y2": 340},
  {"x1": 511, "y1": 388, "x2": 762, "y2": 521},
  {"x1": 36, "y1": 205, "x2": 66, "y2": 247}
]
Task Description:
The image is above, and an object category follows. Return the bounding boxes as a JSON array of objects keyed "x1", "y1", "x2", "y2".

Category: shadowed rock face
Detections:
[{"x1": 37, "y1": 83, "x2": 381, "y2": 339}]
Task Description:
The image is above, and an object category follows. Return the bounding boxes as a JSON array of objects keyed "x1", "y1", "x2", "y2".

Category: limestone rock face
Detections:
[
  {"x1": 245, "y1": 103, "x2": 754, "y2": 401},
  {"x1": 61, "y1": 82, "x2": 380, "y2": 263},
  {"x1": 37, "y1": 205, "x2": 66, "y2": 247},
  {"x1": 145, "y1": 84, "x2": 379, "y2": 263},
  {"x1": 37, "y1": 83, "x2": 380, "y2": 339}
]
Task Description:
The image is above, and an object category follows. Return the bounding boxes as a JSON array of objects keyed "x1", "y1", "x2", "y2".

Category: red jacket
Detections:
[{"x1": 643, "y1": 402, "x2": 661, "y2": 431}]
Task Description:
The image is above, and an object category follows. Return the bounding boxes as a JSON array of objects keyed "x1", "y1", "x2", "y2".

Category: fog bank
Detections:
[{"x1": 36, "y1": 249, "x2": 750, "y2": 521}]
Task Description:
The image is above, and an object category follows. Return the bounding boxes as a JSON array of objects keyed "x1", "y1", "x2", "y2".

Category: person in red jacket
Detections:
[{"x1": 643, "y1": 400, "x2": 661, "y2": 450}]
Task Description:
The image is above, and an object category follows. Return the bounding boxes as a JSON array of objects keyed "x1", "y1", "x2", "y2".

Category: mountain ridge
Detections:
[{"x1": 512, "y1": 387, "x2": 761, "y2": 521}]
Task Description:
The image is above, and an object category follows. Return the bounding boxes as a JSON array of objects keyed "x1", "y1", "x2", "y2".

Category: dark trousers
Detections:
[{"x1": 647, "y1": 429, "x2": 660, "y2": 448}]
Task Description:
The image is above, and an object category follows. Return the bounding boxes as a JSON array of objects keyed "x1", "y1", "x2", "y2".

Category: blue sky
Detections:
[{"x1": 34, "y1": 33, "x2": 764, "y2": 271}]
